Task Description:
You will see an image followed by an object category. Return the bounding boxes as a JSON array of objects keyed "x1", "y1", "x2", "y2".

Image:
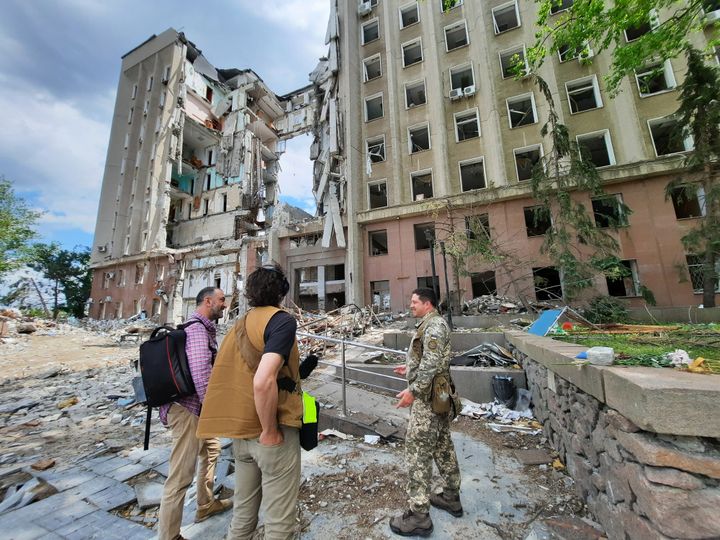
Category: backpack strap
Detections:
[{"x1": 143, "y1": 405, "x2": 152, "y2": 451}]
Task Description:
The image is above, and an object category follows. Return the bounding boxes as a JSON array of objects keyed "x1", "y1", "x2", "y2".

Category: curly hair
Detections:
[{"x1": 245, "y1": 264, "x2": 289, "y2": 307}]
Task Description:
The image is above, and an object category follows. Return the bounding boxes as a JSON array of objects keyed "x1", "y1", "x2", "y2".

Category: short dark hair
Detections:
[
  {"x1": 412, "y1": 288, "x2": 437, "y2": 307},
  {"x1": 245, "y1": 264, "x2": 288, "y2": 307},
  {"x1": 196, "y1": 287, "x2": 218, "y2": 306}
]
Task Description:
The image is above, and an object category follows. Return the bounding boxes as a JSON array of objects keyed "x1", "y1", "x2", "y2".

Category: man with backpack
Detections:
[{"x1": 157, "y1": 287, "x2": 232, "y2": 540}]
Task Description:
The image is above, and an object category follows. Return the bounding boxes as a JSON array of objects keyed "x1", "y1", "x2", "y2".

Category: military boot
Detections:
[
  {"x1": 429, "y1": 491, "x2": 463, "y2": 517},
  {"x1": 389, "y1": 509, "x2": 433, "y2": 537}
]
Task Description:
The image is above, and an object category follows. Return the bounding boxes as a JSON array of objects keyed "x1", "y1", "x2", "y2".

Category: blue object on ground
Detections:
[
  {"x1": 527, "y1": 309, "x2": 565, "y2": 336},
  {"x1": 576, "y1": 351, "x2": 588, "y2": 359}
]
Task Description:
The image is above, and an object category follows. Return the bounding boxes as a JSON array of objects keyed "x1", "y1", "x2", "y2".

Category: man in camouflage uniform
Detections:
[{"x1": 390, "y1": 288, "x2": 462, "y2": 537}]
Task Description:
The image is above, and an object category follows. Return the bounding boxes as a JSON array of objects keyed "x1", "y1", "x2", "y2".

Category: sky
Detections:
[{"x1": 0, "y1": 0, "x2": 330, "y2": 250}]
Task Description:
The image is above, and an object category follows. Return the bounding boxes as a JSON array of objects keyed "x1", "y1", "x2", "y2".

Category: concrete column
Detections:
[{"x1": 317, "y1": 265, "x2": 326, "y2": 311}]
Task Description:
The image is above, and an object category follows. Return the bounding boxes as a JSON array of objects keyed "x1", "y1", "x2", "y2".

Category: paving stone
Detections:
[
  {"x1": 87, "y1": 455, "x2": 135, "y2": 476},
  {"x1": 3, "y1": 523, "x2": 54, "y2": 540},
  {"x1": 106, "y1": 462, "x2": 148, "y2": 482},
  {"x1": 55, "y1": 509, "x2": 152, "y2": 539},
  {"x1": 33, "y1": 498, "x2": 97, "y2": 531},
  {"x1": 514, "y1": 449, "x2": 554, "y2": 466},
  {"x1": 65, "y1": 475, "x2": 118, "y2": 499},
  {"x1": 136, "y1": 446, "x2": 171, "y2": 467},
  {"x1": 153, "y1": 460, "x2": 170, "y2": 477},
  {"x1": 39, "y1": 467, "x2": 100, "y2": 491},
  {"x1": 134, "y1": 481, "x2": 163, "y2": 509},
  {"x1": 86, "y1": 481, "x2": 136, "y2": 511}
]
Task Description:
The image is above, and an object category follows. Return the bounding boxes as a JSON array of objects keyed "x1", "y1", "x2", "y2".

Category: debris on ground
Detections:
[{"x1": 452, "y1": 342, "x2": 518, "y2": 367}]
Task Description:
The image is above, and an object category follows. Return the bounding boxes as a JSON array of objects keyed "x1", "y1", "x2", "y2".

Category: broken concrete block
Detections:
[
  {"x1": 57, "y1": 396, "x2": 79, "y2": 409},
  {"x1": 514, "y1": 449, "x2": 554, "y2": 466},
  {"x1": 30, "y1": 458, "x2": 56, "y2": 471},
  {"x1": 17, "y1": 323, "x2": 37, "y2": 334},
  {"x1": 134, "y1": 481, "x2": 164, "y2": 509}
]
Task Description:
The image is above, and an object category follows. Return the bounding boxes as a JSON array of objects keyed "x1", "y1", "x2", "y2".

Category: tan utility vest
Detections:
[{"x1": 196, "y1": 306, "x2": 302, "y2": 439}]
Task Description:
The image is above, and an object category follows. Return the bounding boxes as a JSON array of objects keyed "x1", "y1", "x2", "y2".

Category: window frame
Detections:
[
  {"x1": 441, "y1": 0, "x2": 463, "y2": 12},
  {"x1": 366, "y1": 134, "x2": 386, "y2": 163},
  {"x1": 566, "y1": 75, "x2": 603, "y2": 114},
  {"x1": 514, "y1": 144, "x2": 544, "y2": 182},
  {"x1": 506, "y1": 92, "x2": 538, "y2": 129},
  {"x1": 364, "y1": 93, "x2": 384, "y2": 122},
  {"x1": 444, "y1": 20, "x2": 470, "y2": 52},
  {"x1": 647, "y1": 116, "x2": 694, "y2": 156},
  {"x1": 368, "y1": 179, "x2": 389, "y2": 209},
  {"x1": 459, "y1": 157, "x2": 487, "y2": 192},
  {"x1": 606, "y1": 259, "x2": 642, "y2": 297},
  {"x1": 591, "y1": 193, "x2": 627, "y2": 228},
  {"x1": 410, "y1": 169, "x2": 434, "y2": 201},
  {"x1": 413, "y1": 223, "x2": 436, "y2": 250},
  {"x1": 449, "y1": 63, "x2": 475, "y2": 91},
  {"x1": 576, "y1": 129, "x2": 616, "y2": 168},
  {"x1": 363, "y1": 54, "x2": 383, "y2": 82},
  {"x1": 402, "y1": 38, "x2": 424, "y2": 67},
  {"x1": 399, "y1": 2, "x2": 420, "y2": 29},
  {"x1": 405, "y1": 79, "x2": 427, "y2": 109},
  {"x1": 362, "y1": 18, "x2": 380, "y2": 45},
  {"x1": 499, "y1": 45, "x2": 529, "y2": 79},
  {"x1": 550, "y1": 0, "x2": 573, "y2": 14},
  {"x1": 492, "y1": 1, "x2": 521, "y2": 35},
  {"x1": 671, "y1": 185, "x2": 706, "y2": 219},
  {"x1": 635, "y1": 60, "x2": 677, "y2": 97},
  {"x1": 686, "y1": 254, "x2": 720, "y2": 293},
  {"x1": 408, "y1": 122, "x2": 431, "y2": 154},
  {"x1": 454, "y1": 108, "x2": 481, "y2": 142},
  {"x1": 369, "y1": 229, "x2": 389, "y2": 256}
]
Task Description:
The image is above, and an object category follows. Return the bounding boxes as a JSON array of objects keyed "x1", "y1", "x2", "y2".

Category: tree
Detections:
[
  {"x1": 530, "y1": 0, "x2": 718, "y2": 95},
  {"x1": 28, "y1": 243, "x2": 92, "y2": 319},
  {"x1": 0, "y1": 177, "x2": 41, "y2": 277},
  {"x1": 667, "y1": 47, "x2": 720, "y2": 306}
]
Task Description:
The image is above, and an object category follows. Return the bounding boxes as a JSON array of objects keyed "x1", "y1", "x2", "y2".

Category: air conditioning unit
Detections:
[
  {"x1": 358, "y1": 1, "x2": 372, "y2": 16},
  {"x1": 706, "y1": 9, "x2": 720, "y2": 23},
  {"x1": 463, "y1": 85, "x2": 476, "y2": 97},
  {"x1": 449, "y1": 88, "x2": 463, "y2": 100}
]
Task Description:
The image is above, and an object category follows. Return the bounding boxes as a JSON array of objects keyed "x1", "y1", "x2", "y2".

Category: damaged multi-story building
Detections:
[{"x1": 91, "y1": 2, "x2": 720, "y2": 322}]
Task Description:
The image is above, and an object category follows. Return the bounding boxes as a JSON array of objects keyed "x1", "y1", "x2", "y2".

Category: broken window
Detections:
[
  {"x1": 686, "y1": 254, "x2": 720, "y2": 292},
  {"x1": 400, "y1": 3, "x2": 420, "y2": 28},
  {"x1": 625, "y1": 11, "x2": 659, "y2": 41},
  {"x1": 135, "y1": 263, "x2": 146, "y2": 284},
  {"x1": 411, "y1": 171, "x2": 433, "y2": 201},
  {"x1": 118, "y1": 269, "x2": 126, "y2": 287},
  {"x1": 131, "y1": 84, "x2": 138, "y2": 100},
  {"x1": 159, "y1": 91, "x2": 166, "y2": 108},
  {"x1": 402, "y1": 39, "x2": 423, "y2": 67},
  {"x1": 636, "y1": 60, "x2": 676, "y2": 96},
  {"x1": 127, "y1": 107, "x2": 133, "y2": 124},
  {"x1": 115, "y1": 301, "x2": 124, "y2": 320},
  {"x1": 566, "y1": 76, "x2": 602, "y2": 113},
  {"x1": 577, "y1": 130, "x2": 615, "y2": 167},
  {"x1": 367, "y1": 135, "x2": 386, "y2": 163},
  {"x1": 507, "y1": 93, "x2": 537, "y2": 128},
  {"x1": 408, "y1": 124, "x2": 430, "y2": 153},
  {"x1": 222, "y1": 193, "x2": 228, "y2": 212},
  {"x1": 499, "y1": 46, "x2": 528, "y2": 78},
  {"x1": 163, "y1": 65, "x2": 171, "y2": 83},
  {"x1": 362, "y1": 19, "x2": 380, "y2": 44},
  {"x1": 405, "y1": 80, "x2": 427, "y2": 108},
  {"x1": 450, "y1": 64, "x2": 474, "y2": 91},
  {"x1": 102, "y1": 272, "x2": 112, "y2": 289},
  {"x1": 455, "y1": 109, "x2": 480, "y2": 141},
  {"x1": 365, "y1": 94, "x2": 384, "y2": 122},
  {"x1": 214, "y1": 273, "x2": 221, "y2": 289},
  {"x1": 370, "y1": 280, "x2": 391, "y2": 309},
  {"x1": 557, "y1": 43, "x2": 580, "y2": 63},
  {"x1": 533, "y1": 267, "x2": 563, "y2": 300},
  {"x1": 152, "y1": 298, "x2": 161, "y2": 317},
  {"x1": 203, "y1": 198, "x2": 209, "y2": 216},
  {"x1": 648, "y1": 117, "x2": 693, "y2": 156},
  {"x1": 460, "y1": 159, "x2": 486, "y2": 191},
  {"x1": 417, "y1": 275, "x2": 440, "y2": 291},
  {"x1": 492, "y1": 1, "x2": 520, "y2": 34},
  {"x1": 592, "y1": 194, "x2": 627, "y2": 228},
  {"x1": 300, "y1": 267, "x2": 318, "y2": 283},
  {"x1": 414, "y1": 223, "x2": 435, "y2": 250},
  {"x1": 524, "y1": 205, "x2": 551, "y2": 237},
  {"x1": 514, "y1": 145, "x2": 543, "y2": 181},
  {"x1": 369, "y1": 230, "x2": 389, "y2": 256},
  {"x1": 445, "y1": 21, "x2": 469, "y2": 51},
  {"x1": 147, "y1": 76, "x2": 153, "y2": 91},
  {"x1": 326, "y1": 264, "x2": 345, "y2": 281},
  {"x1": 606, "y1": 260, "x2": 641, "y2": 297},
  {"x1": 471, "y1": 271, "x2": 497, "y2": 296},
  {"x1": 363, "y1": 55, "x2": 382, "y2": 81},
  {"x1": 465, "y1": 214, "x2": 490, "y2": 240},
  {"x1": 551, "y1": 0, "x2": 573, "y2": 13},
  {"x1": 671, "y1": 185, "x2": 706, "y2": 219},
  {"x1": 205, "y1": 86, "x2": 213, "y2": 103},
  {"x1": 368, "y1": 181, "x2": 388, "y2": 209},
  {"x1": 441, "y1": 0, "x2": 463, "y2": 12}
]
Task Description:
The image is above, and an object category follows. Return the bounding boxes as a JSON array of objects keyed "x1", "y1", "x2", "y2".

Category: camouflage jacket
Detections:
[{"x1": 406, "y1": 309, "x2": 451, "y2": 401}]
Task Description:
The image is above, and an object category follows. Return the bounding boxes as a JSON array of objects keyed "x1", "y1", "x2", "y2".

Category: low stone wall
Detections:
[{"x1": 506, "y1": 331, "x2": 720, "y2": 540}]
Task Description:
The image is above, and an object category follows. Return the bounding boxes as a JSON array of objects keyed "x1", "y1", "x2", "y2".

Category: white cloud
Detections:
[
  {"x1": 278, "y1": 135, "x2": 315, "y2": 202},
  {"x1": 0, "y1": 76, "x2": 110, "y2": 233}
]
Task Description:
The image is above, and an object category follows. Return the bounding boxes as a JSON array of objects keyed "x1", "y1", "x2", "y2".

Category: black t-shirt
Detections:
[{"x1": 263, "y1": 311, "x2": 297, "y2": 363}]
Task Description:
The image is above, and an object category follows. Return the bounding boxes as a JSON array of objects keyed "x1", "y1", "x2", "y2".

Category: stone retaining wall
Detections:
[{"x1": 506, "y1": 331, "x2": 720, "y2": 540}]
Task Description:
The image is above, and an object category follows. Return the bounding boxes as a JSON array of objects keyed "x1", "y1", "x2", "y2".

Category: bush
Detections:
[{"x1": 583, "y1": 295, "x2": 629, "y2": 324}]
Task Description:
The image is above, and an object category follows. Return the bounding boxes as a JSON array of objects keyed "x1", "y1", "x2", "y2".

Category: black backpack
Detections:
[{"x1": 138, "y1": 320, "x2": 204, "y2": 449}]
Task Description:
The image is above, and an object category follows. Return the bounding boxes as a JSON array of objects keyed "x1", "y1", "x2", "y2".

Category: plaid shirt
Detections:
[{"x1": 159, "y1": 312, "x2": 217, "y2": 425}]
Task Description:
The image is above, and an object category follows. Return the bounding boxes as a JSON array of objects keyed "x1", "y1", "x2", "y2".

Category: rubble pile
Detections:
[
  {"x1": 452, "y1": 343, "x2": 518, "y2": 367},
  {"x1": 462, "y1": 295, "x2": 525, "y2": 315}
]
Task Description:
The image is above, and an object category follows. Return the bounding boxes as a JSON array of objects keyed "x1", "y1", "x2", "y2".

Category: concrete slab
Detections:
[
  {"x1": 38, "y1": 468, "x2": 100, "y2": 492},
  {"x1": 514, "y1": 449, "x2": 553, "y2": 465},
  {"x1": 134, "y1": 481, "x2": 163, "y2": 509},
  {"x1": 87, "y1": 481, "x2": 137, "y2": 511},
  {"x1": 2, "y1": 523, "x2": 53, "y2": 540},
  {"x1": 106, "y1": 462, "x2": 149, "y2": 482},
  {"x1": 86, "y1": 455, "x2": 135, "y2": 476},
  {"x1": 54, "y1": 509, "x2": 152, "y2": 539},
  {"x1": 33, "y1": 498, "x2": 97, "y2": 531}
]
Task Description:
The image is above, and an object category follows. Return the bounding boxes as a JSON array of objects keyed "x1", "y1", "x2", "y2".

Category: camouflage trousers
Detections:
[{"x1": 405, "y1": 399, "x2": 461, "y2": 513}]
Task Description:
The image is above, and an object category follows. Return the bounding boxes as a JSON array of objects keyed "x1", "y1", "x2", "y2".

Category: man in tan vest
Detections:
[{"x1": 198, "y1": 264, "x2": 303, "y2": 539}]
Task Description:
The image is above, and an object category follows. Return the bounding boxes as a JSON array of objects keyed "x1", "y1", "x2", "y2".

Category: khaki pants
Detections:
[
  {"x1": 227, "y1": 426, "x2": 300, "y2": 540},
  {"x1": 158, "y1": 404, "x2": 221, "y2": 540}
]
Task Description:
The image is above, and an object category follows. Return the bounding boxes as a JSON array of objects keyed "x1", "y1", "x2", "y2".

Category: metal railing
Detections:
[{"x1": 297, "y1": 331, "x2": 408, "y2": 416}]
